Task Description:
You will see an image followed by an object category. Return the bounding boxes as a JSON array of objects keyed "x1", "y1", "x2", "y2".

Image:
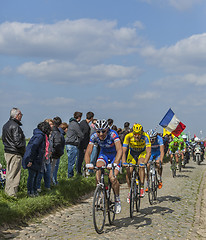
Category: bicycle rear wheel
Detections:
[
  {"x1": 93, "y1": 185, "x2": 106, "y2": 234},
  {"x1": 107, "y1": 183, "x2": 116, "y2": 225}
]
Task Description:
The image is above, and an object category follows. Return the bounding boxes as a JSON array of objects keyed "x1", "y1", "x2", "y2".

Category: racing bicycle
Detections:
[
  {"x1": 92, "y1": 164, "x2": 116, "y2": 234},
  {"x1": 147, "y1": 157, "x2": 161, "y2": 205},
  {"x1": 123, "y1": 163, "x2": 142, "y2": 218}
]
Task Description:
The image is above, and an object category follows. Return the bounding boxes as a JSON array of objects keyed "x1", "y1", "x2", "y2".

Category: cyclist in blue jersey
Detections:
[
  {"x1": 146, "y1": 129, "x2": 164, "y2": 190},
  {"x1": 85, "y1": 119, "x2": 123, "y2": 214}
]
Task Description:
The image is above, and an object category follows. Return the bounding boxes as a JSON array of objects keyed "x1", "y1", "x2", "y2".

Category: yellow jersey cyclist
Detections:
[{"x1": 122, "y1": 123, "x2": 151, "y2": 199}]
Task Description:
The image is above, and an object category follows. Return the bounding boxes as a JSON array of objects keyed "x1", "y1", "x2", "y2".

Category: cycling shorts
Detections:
[
  {"x1": 96, "y1": 152, "x2": 120, "y2": 171},
  {"x1": 149, "y1": 151, "x2": 161, "y2": 162},
  {"x1": 169, "y1": 150, "x2": 179, "y2": 154},
  {"x1": 126, "y1": 149, "x2": 146, "y2": 165}
]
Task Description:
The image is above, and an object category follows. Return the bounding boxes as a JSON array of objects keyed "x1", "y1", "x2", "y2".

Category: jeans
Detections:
[
  {"x1": 76, "y1": 147, "x2": 84, "y2": 175},
  {"x1": 37, "y1": 162, "x2": 51, "y2": 189},
  {"x1": 66, "y1": 144, "x2": 79, "y2": 178},
  {"x1": 27, "y1": 168, "x2": 38, "y2": 194},
  {"x1": 53, "y1": 158, "x2": 60, "y2": 185}
]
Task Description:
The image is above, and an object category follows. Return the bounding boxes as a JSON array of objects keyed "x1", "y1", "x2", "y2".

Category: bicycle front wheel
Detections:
[
  {"x1": 93, "y1": 185, "x2": 106, "y2": 234},
  {"x1": 154, "y1": 173, "x2": 158, "y2": 201},
  {"x1": 130, "y1": 178, "x2": 135, "y2": 218},
  {"x1": 171, "y1": 159, "x2": 176, "y2": 178},
  {"x1": 148, "y1": 173, "x2": 155, "y2": 205},
  {"x1": 135, "y1": 177, "x2": 141, "y2": 212},
  {"x1": 107, "y1": 183, "x2": 116, "y2": 225}
]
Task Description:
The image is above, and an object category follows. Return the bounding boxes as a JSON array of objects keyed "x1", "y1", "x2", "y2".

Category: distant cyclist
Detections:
[
  {"x1": 169, "y1": 137, "x2": 180, "y2": 169},
  {"x1": 85, "y1": 119, "x2": 122, "y2": 214},
  {"x1": 178, "y1": 137, "x2": 187, "y2": 166},
  {"x1": 146, "y1": 129, "x2": 164, "y2": 191},
  {"x1": 122, "y1": 123, "x2": 151, "y2": 199}
]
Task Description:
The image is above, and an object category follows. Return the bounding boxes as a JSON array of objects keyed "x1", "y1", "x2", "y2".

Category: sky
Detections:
[{"x1": 0, "y1": 0, "x2": 206, "y2": 139}]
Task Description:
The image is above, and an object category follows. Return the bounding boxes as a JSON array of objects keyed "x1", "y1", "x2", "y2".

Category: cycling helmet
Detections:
[
  {"x1": 94, "y1": 119, "x2": 108, "y2": 130},
  {"x1": 147, "y1": 129, "x2": 157, "y2": 139},
  {"x1": 182, "y1": 135, "x2": 187, "y2": 139},
  {"x1": 173, "y1": 137, "x2": 179, "y2": 143},
  {"x1": 133, "y1": 123, "x2": 143, "y2": 134}
]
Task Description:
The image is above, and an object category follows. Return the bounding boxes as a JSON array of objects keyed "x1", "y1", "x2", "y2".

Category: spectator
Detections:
[
  {"x1": 111, "y1": 125, "x2": 118, "y2": 131},
  {"x1": 53, "y1": 122, "x2": 68, "y2": 184},
  {"x1": 22, "y1": 122, "x2": 51, "y2": 197},
  {"x1": 37, "y1": 119, "x2": 54, "y2": 191},
  {"x1": 76, "y1": 112, "x2": 94, "y2": 175},
  {"x1": 119, "y1": 122, "x2": 131, "y2": 144},
  {"x1": 107, "y1": 118, "x2": 114, "y2": 129},
  {"x1": 88, "y1": 119, "x2": 98, "y2": 174},
  {"x1": 50, "y1": 116, "x2": 65, "y2": 184},
  {"x1": 65, "y1": 112, "x2": 84, "y2": 178},
  {"x1": 2, "y1": 107, "x2": 26, "y2": 197}
]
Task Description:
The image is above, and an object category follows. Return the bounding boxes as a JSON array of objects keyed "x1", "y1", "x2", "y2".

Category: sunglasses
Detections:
[{"x1": 97, "y1": 129, "x2": 107, "y2": 134}]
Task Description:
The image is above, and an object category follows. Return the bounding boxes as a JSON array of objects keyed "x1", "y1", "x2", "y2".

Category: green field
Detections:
[{"x1": 0, "y1": 139, "x2": 98, "y2": 226}]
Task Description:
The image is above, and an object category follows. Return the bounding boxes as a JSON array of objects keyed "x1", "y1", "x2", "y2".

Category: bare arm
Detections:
[
  {"x1": 122, "y1": 146, "x2": 128, "y2": 164},
  {"x1": 160, "y1": 145, "x2": 164, "y2": 163},
  {"x1": 145, "y1": 146, "x2": 151, "y2": 164},
  {"x1": 114, "y1": 140, "x2": 123, "y2": 164},
  {"x1": 84, "y1": 143, "x2": 94, "y2": 165}
]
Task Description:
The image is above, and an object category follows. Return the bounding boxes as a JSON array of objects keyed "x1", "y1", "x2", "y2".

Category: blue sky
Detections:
[{"x1": 0, "y1": 0, "x2": 206, "y2": 138}]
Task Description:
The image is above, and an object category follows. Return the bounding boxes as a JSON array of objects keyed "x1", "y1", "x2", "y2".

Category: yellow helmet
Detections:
[{"x1": 133, "y1": 123, "x2": 143, "y2": 134}]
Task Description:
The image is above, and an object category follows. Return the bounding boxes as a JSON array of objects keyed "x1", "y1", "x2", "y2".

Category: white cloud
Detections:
[
  {"x1": 133, "y1": 91, "x2": 159, "y2": 100},
  {"x1": 39, "y1": 97, "x2": 75, "y2": 106},
  {"x1": 16, "y1": 60, "x2": 142, "y2": 86},
  {"x1": 168, "y1": 0, "x2": 203, "y2": 11},
  {"x1": 133, "y1": 21, "x2": 144, "y2": 30},
  {"x1": 0, "y1": 19, "x2": 140, "y2": 63},
  {"x1": 140, "y1": 0, "x2": 203, "y2": 10},
  {"x1": 155, "y1": 74, "x2": 206, "y2": 87},
  {"x1": 140, "y1": 33, "x2": 206, "y2": 72}
]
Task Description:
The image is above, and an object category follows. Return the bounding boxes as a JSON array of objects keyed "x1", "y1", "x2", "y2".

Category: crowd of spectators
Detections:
[{"x1": 1, "y1": 107, "x2": 172, "y2": 198}]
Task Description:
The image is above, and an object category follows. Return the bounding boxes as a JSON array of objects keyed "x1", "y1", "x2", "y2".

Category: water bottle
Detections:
[{"x1": 136, "y1": 179, "x2": 139, "y2": 185}]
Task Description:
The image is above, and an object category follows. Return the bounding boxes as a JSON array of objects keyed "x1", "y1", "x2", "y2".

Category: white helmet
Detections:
[
  {"x1": 182, "y1": 135, "x2": 187, "y2": 139},
  {"x1": 194, "y1": 137, "x2": 199, "y2": 142},
  {"x1": 94, "y1": 119, "x2": 108, "y2": 130}
]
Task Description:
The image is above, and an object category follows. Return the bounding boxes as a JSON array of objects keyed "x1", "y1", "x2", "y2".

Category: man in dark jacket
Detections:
[
  {"x1": 76, "y1": 112, "x2": 94, "y2": 175},
  {"x1": 50, "y1": 117, "x2": 65, "y2": 184},
  {"x1": 65, "y1": 112, "x2": 83, "y2": 178},
  {"x1": 2, "y1": 107, "x2": 26, "y2": 197}
]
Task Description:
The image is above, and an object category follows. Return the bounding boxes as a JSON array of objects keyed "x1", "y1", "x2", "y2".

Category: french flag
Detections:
[{"x1": 159, "y1": 108, "x2": 186, "y2": 137}]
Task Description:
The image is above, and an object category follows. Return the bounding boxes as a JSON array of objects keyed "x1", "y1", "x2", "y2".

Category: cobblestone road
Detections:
[{"x1": 1, "y1": 159, "x2": 206, "y2": 240}]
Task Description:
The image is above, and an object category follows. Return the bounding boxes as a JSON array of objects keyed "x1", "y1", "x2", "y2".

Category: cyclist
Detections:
[
  {"x1": 182, "y1": 135, "x2": 190, "y2": 163},
  {"x1": 146, "y1": 129, "x2": 164, "y2": 191},
  {"x1": 178, "y1": 137, "x2": 187, "y2": 166},
  {"x1": 169, "y1": 137, "x2": 180, "y2": 169},
  {"x1": 122, "y1": 123, "x2": 151, "y2": 199},
  {"x1": 84, "y1": 119, "x2": 122, "y2": 214}
]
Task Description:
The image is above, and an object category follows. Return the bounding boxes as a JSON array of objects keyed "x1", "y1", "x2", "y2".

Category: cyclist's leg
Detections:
[
  {"x1": 109, "y1": 155, "x2": 121, "y2": 214},
  {"x1": 137, "y1": 153, "x2": 146, "y2": 187},
  {"x1": 95, "y1": 153, "x2": 107, "y2": 183},
  {"x1": 126, "y1": 150, "x2": 136, "y2": 189}
]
